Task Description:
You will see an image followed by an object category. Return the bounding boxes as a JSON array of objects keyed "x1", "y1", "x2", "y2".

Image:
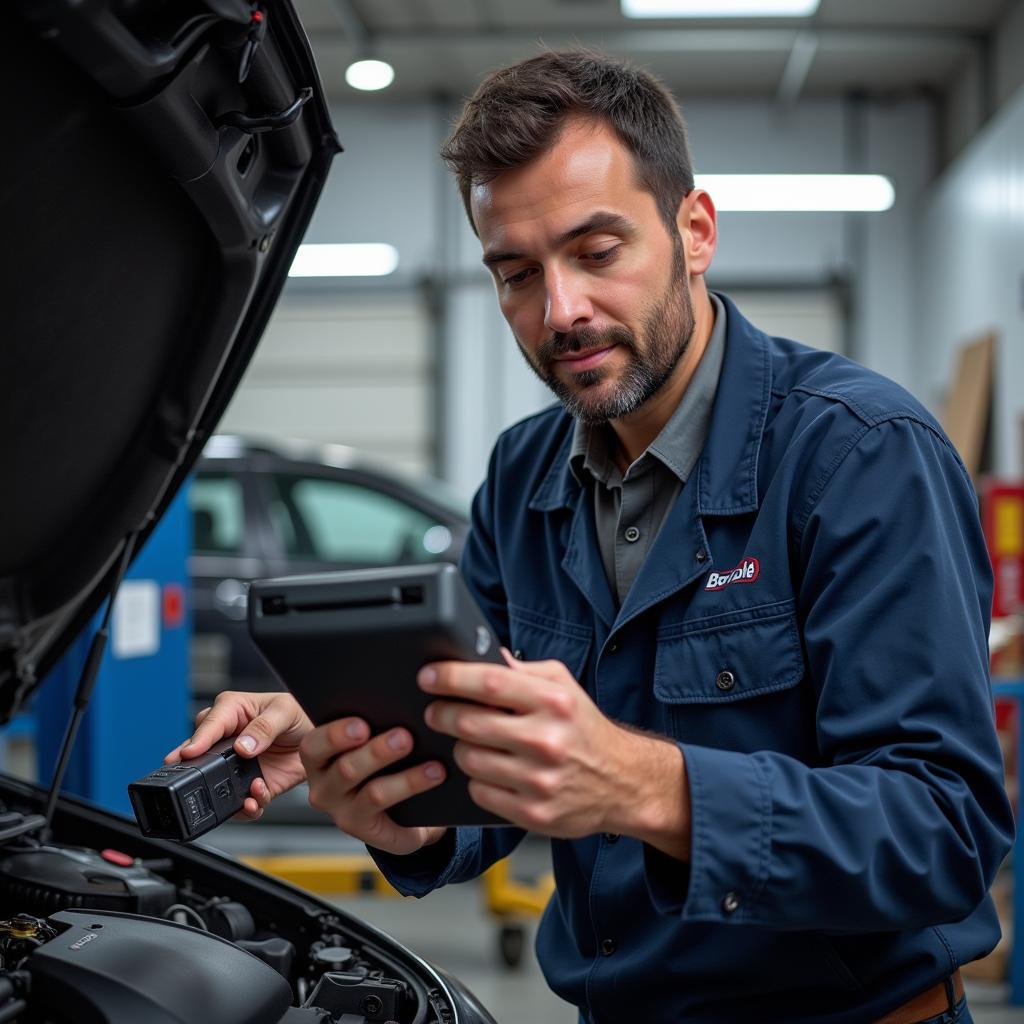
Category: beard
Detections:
[{"x1": 517, "y1": 243, "x2": 696, "y2": 425}]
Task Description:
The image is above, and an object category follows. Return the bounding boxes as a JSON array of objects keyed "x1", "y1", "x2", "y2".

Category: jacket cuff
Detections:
[
  {"x1": 368, "y1": 828, "x2": 470, "y2": 898},
  {"x1": 642, "y1": 840, "x2": 692, "y2": 914},
  {"x1": 678, "y1": 743, "x2": 772, "y2": 923}
]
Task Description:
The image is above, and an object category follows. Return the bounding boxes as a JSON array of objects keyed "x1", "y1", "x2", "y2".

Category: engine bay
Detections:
[{"x1": 0, "y1": 786, "x2": 465, "y2": 1024}]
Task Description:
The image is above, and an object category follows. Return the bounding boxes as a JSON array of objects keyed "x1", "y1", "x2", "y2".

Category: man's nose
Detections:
[{"x1": 544, "y1": 268, "x2": 594, "y2": 335}]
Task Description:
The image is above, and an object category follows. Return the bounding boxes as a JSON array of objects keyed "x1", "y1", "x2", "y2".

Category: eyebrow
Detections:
[{"x1": 481, "y1": 211, "x2": 636, "y2": 267}]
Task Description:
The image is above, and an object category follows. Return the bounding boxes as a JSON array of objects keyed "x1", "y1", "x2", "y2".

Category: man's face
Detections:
[{"x1": 471, "y1": 117, "x2": 695, "y2": 425}]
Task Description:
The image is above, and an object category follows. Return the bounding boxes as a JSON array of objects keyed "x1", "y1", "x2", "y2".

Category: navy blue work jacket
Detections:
[{"x1": 374, "y1": 294, "x2": 1014, "y2": 1023}]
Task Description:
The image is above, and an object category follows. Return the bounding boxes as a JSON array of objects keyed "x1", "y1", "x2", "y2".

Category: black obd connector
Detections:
[{"x1": 128, "y1": 738, "x2": 261, "y2": 841}]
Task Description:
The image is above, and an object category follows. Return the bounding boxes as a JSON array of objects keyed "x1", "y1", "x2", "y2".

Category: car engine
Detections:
[{"x1": 0, "y1": 805, "x2": 461, "y2": 1024}]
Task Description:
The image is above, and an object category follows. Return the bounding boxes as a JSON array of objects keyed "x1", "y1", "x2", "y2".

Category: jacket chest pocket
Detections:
[
  {"x1": 654, "y1": 600, "x2": 807, "y2": 750},
  {"x1": 507, "y1": 603, "x2": 592, "y2": 681}
]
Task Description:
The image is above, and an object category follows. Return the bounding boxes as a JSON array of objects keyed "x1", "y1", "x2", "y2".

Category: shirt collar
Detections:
[
  {"x1": 531, "y1": 291, "x2": 772, "y2": 516},
  {"x1": 568, "y1": 293, "x2": 727, "y2": 489}
]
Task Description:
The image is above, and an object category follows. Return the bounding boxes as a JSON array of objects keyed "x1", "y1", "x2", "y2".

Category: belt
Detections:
[{"x1": 873, "y1": 970, "x2": 965, "y2": 1024}]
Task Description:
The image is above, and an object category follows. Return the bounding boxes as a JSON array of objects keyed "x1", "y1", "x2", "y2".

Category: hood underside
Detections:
[{"x1": 0, "y1": 0, "x2": 341, "y2": 719}]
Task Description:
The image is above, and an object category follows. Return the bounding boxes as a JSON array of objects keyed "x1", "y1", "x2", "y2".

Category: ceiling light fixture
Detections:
[
  {"x1": 622, "y1": 0, "x2": 819, "y2": 17},
  {"x1": 288, "y1": 243, "x2": 399, "y2": 277},
  {"x1": 344, "y1": 58, "x2": 394, "y2": 91},
  {"x1": 695, "y1": 174, "x2": 895, "y2": 212}
]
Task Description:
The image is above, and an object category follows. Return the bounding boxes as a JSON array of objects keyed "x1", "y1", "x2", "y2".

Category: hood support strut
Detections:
[{"x1": 41, "y1": 528, "x2": 142, "y2": 838}]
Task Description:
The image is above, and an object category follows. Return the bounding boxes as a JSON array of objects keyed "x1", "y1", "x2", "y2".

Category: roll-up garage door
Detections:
[
  {"x1": 217, "y1": 290, "x2": 433, "y2": 474},
  {"x1": 722, "y1": 287, "x2": 846, "y2": 354}
]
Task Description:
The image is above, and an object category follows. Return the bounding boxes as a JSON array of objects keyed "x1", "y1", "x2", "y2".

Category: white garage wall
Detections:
[
  {"x1": 218, "y1": 292, "x2": 434, "y2": 473},
  {"x1": 726, "y1": 289, "x2": 846, "y2": 353},
  {"x1": 917, "y1": 83, "x2": 1024, "y2": 477}
]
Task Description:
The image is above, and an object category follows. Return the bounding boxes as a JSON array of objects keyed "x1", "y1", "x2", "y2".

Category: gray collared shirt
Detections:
[{"x1": 569, "y1": 292, "x2": 727, "y2": 606}]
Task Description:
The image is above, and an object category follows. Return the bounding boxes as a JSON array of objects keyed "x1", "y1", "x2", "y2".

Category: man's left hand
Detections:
[{"x1": 418, "y1": 650, "x2": 691, "y2": 859}]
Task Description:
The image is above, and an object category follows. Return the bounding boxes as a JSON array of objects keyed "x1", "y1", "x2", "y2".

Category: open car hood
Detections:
[{"x1": 0, "y1": 1, "x2": 341, "y2": 720}]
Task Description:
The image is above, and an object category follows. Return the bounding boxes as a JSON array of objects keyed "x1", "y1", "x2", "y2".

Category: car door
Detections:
[
  {"x1": 188, "y1": 460, "x2": 276, "y2": 700},
  {"x1": 254, "y1": 463, "x2": 461, "y2": 579}
]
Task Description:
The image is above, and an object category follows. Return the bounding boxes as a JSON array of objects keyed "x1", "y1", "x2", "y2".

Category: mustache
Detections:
[{"x1": 537, "y1": 325, "x2": 636, "y2": 363}]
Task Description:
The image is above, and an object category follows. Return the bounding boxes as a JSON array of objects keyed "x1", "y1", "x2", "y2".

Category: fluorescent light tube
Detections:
[
  {"x1": 288, "y1": 243, "x2": 399, "y2": 277},
  {"x1": 345, "y1": 59, "x2": 395, "y2": 91},
  {"x1": 695, "y1": 174, "x2": 895, "y2": 212},
  {"x1": 623, "y1": 0, "x2": 819, "y2": 16}
]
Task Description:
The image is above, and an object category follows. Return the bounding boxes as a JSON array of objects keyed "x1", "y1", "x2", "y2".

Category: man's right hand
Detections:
[
  {"x1": 163, "y1": 691, "x2": 312, "y2": 821},
  {"x1": 300, "y1": 719, "x2": 449, "y2": 856}
]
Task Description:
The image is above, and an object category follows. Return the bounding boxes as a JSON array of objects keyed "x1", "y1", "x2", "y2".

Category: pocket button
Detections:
[{"x1": 715, "y1": 670, "x2": 736, "y2": 692}]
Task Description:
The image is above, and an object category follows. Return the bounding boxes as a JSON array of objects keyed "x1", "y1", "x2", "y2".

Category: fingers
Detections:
[
  {"x1": 290, "y1": 717, "x2": 455, "y2": 855},
  {"x1": 424, "y1": 699, "x2": 534, "y2": 754},
  {"x1": 418, "y1": 661, "x2": 553, "y2": 712},
  {"x1": 298, "y1": 717, "x2": 371, "y2": 769},
  {"x1": 232, "y1": 777, "x2": 274, "y2": 823},
  {"x1": 165, "y1": 692, "x2": 308, "y2": 765},
  {"x1": 338, "y1": 727, "x2": 415, "y2": 781},
  {"x1": 356, "y1": 760, "x2": 447, "y2": 816},
  {"x1": 301, "y1": 722, "x2": 415, "y2": 781},
  {"x1": 165, "y1": 694, "x2": 246, "y2": 763},
  {"x1": 451, "y1": 739, "x2": 524, "y2": 789},
  {"x1": 301, "y1": 722, "x2": 446, "y2": 848},
  {"x1": 230, "y1": 699, "x2": 304, "y2": 759},
  {"x1": 163, "y1": 707, "x2": 212, "y2": 764}
]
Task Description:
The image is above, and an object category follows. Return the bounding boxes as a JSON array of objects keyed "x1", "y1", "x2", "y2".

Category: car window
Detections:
[
  {"x1": 268, "y1": 475, "x2": 452, "y2": 565},
  {"x1": 191, "y1": 474, "x2": 245, "y2": 555}
]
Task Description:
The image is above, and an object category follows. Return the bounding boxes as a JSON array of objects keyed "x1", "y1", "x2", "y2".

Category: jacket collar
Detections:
[
  {"x1": 528, "y1": 291, "x2": 772, "y2": 518},
  {"x1": 695, "y1": 291, "x2": 771, "y2": 516}
]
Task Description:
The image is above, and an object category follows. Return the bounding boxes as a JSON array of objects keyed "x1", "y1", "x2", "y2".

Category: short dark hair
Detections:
[{"x1": 441, "y1": 49, "x2": 695, "y2": 234}]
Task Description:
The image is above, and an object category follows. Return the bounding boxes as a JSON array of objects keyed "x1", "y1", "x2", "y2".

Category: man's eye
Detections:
[
  {"x1": 503, "y1": 268, "x2": 534, "y2": 287},
  {"x1": 584, "y1": 245, "x2": 621, "y2": 265}
]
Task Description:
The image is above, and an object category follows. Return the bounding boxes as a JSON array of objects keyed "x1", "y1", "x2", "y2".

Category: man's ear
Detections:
[{"x1": 676, "y1": 189, "x2": 717, "y2": 278}]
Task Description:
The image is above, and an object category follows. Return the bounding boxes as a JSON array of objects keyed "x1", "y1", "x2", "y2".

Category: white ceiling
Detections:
[{"x1": 295, "y1": 0, "x2": 1010, "y2": 102}]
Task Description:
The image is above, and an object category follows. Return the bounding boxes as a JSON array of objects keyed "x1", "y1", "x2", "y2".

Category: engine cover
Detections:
[
  {"x1": 0, "y1": 845, "x2": 176, "y2": 917},
  {"x1": 28, "y1": 909, "x2": 294, "y2": 1024}
]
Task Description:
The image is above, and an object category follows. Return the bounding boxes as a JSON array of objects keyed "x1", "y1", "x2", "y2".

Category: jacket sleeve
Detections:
[
  {"x1": 649, "y1": 416, "x2": 1014, "y2": 930},
  {"x1": 371, "y1": 444, "x2": 527, "y2": 896}
]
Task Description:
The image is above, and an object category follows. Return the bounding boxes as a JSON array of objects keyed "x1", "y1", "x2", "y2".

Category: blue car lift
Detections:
[{"x1": 32, "y1": 486, "x2": 192, "y2": 819}]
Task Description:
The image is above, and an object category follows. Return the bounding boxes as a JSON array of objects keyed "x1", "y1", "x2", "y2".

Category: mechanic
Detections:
[{"x1": 172, "y1": 50, "x2": 1015, "y2": 1024}]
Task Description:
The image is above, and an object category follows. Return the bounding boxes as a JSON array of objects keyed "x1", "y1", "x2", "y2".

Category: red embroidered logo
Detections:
[{"x1": 705, "y1": 557, "x2": 760, "y2": 591}]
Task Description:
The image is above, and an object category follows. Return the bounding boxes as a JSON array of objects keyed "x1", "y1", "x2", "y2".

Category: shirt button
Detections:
[
  {"x1": 600, "y1": 938, "x2": 616, "y2": 956},
  {"x1": 604, "y1": 832, "x2": 620, "y2": 843},
  {"x1": 695, "y1": 549, "x2": 708, "y2": 563},
  {"x1": 512, "y1": 649, "x2": 524, "y2": 660},
  {"x1": 715, "y1": 670, "x2": 736, "y2": 692},
  {"x1": 607, "y1": 638, "x2": 620, "y2": 654},
  {"x1": 722, "y1": 892, "x2": 740, "y2": 915},
  {"x1": 623, "y1": 526, "x2": 641, "y2": 543}
]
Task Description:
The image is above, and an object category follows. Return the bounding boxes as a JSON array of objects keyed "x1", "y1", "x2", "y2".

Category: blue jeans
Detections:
[{"x1": 913, "y1": 994, "x2": 972, "y2": 1024}]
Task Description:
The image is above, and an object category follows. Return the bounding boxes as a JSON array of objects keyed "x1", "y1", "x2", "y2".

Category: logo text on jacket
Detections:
[{"x1": 705, "y1": 557, "x2": 760, "y2": 591}]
